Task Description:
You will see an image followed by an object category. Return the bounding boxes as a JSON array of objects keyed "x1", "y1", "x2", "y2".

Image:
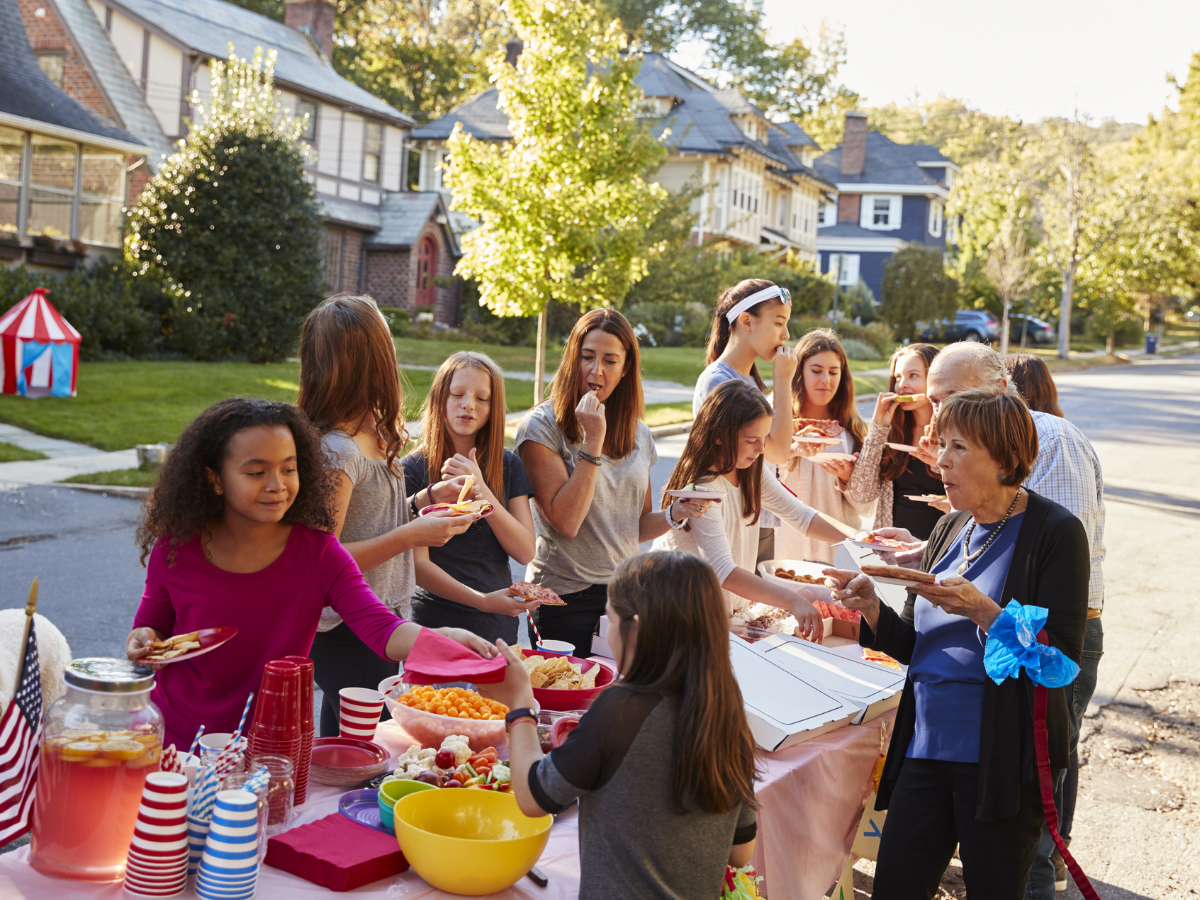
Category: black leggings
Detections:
[
  {"x1": 309, "y1": 622, "x2": 399, "y2": 738},
  {"x1": 534, "y1": 583, "x2": 607, "y2": 658},
  {"x1": 873, "y1": 758, "x2": 1045, "y2": 900}
]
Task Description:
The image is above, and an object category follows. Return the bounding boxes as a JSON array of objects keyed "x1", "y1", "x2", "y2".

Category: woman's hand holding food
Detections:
[
  {"x1": 818, "y1": 453, "x2": 857, "y2": 484},
  {"x1": 910, "y1": 576, "x2": 1002, "y2": 632},
  {"x1": 407, "y1": 507, "x2": 478, "y2": 547},
  {"x1": 772, "y1": 344, "x2": 800, "y2": 388},
  {"x1": 913, "y1": 421, "x2": 940, "y2": 469},
  {"x1": 576, "y1": 390, "x2": 606, "y2": 455},
  {"x1": 481, "y1": 587, "x2": 541, "y2": 617},
  {"x1": 790, "y1": 597, "x2": 824, "y2": 643},
  {"x1": 478, "y1": 639, "x2": 535, "y2": 710},
  {"x1": 870, "y1": 527, "x2": 926, "y2": 566},
  {"x1": 822, "y1": 568, "x2": 883, "y2": 631},
  {"x1": 429, "y1": 474, "x2": 482, "y2": 505},
  {"x1": 873, "y1": 392, "x2": 900, "y2": 427},
  {"x1": 125, "y1": 627, "x2": 164, "y2": 668},
  {"x1": 441, "y1": 449, "x2": 496, "y2": 505},
  {"x1": 435, "y1": 626, "x2": 499, "y2": 659},
  {"x1": 788, "y1": 437, "x2": 824, "y2": 461}
]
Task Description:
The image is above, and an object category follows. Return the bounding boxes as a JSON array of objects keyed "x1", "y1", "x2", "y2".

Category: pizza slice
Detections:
[
  {"x1": 511, "y1": 581, "x2": 567, "y2": 606},
  {"x1": 793, "y1": 417, "x2": 844, "y2": 438},
  {"x1": 860, "y1": 563, "x2": 936, "y2": 584}
]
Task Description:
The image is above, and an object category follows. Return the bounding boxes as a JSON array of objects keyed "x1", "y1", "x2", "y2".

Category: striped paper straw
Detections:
[
  {"x1": 161, "y1": 743, "x2": 180, "y2": 774},
  {"x1": 189, "y1": 725, "x2": 205, "y2": 759},
  {"x1": 232, "y1": 692, "x2": 254, "y2": 743},
  {"x1": 527, "y1": 612, "x2": 544, "y2": 647},
  {"x1": 243, "y1": 765, "x2": 269, "y2": 795}
]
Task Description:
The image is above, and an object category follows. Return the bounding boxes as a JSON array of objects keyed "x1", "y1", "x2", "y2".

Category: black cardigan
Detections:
[{"x1": 859, "y1": 490, "x2": 1089, "y2": 822}]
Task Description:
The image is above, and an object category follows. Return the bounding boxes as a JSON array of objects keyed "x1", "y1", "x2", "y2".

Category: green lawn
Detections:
[
  {"x1": 0, "y1": 361, "x2": 533, "y2": 452},
  {"x1": 0, "y1": 441, "x2": 48, "y2": 462},
  {"x1": 59, "y1": 468, "x2": 158, "y2": 487}
]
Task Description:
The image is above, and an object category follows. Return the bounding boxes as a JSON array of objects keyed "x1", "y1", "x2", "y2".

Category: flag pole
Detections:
[{"x1": 19, "y1": 579, "x2": 37, "y2": 679}]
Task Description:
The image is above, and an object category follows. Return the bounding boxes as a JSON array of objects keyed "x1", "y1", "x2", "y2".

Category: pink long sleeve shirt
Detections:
[{"x1": 134, "y1": 524, "x2": 404, "y2": 750}]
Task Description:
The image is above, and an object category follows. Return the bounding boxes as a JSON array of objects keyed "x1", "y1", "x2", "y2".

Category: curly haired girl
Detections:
[{"x1": 127, "y1": 398, "x2": 494, "y2": 750}]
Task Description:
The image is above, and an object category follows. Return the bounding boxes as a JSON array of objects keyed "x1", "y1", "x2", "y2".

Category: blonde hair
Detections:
[{"x1": 415, "y1": 352, "x2": 506, "y2": 498}]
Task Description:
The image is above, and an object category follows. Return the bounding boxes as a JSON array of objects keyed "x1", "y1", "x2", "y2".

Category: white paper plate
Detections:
[
  {"x1": 848, "y1": 537, "x2": 914, "y2": 553},
  {"x1": 811, "y1": 451, "x2": 855, "y2": 463},
  {"x1": 905, "y1": 494, "x2": 947, "y2": 504},
  {"x1": 885, "y1": 442, "x2": 922, "y2": 453},
  {"x1": 665, "y1": 489, "x2": 725, "y2": 501},
  {"x1": 793, "y1": 435, "x2": 841, "y2": 445}
]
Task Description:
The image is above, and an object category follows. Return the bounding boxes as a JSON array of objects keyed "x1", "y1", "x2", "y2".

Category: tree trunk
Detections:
[
  {"x1": 999, "y1": 299, "x2": 1011, "y2": 356},
  {"x1": 1106, "y1": 328, "x2": 1115, "y2": 355},
  {"x1": 533, "y1": 307, "x2": 547, "y2": 404},
  {"x1": 1056, "y1": 269, "x2": 1075, "y2": 360}
]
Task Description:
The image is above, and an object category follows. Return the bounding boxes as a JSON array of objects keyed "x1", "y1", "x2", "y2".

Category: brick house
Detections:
[
  {"x1": 1, "y1": 0, "x2": 152, "y2": 270},
  {"x1": 814, "y1": 110, "x2": 958, "y2": 301},
  {"x1": 10, "y1": 0, "x2": 463, "y2": 321},
  {"x1": 411, "y1": 50, "x2": 836, "y2": 263}
]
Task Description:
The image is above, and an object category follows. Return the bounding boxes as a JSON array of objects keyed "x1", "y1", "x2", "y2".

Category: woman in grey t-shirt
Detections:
[{"x1": 516, "y1": 309, "x2": 707, "y2": 657}]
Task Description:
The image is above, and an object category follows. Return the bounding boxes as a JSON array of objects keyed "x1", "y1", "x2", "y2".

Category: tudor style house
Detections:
[
  {"x1": 411, "y1": 51, "x2": 836, "y2": 263},
  {"x1": 814, "y1": 110, "x2": 958, "y2": 302},
  {"x1": 12, "y1": 0, "x2": 462, "y2": 321}
]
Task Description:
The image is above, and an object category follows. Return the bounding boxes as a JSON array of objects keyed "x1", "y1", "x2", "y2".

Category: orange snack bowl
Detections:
[
  {"x1": 382, "y1": 680, "x2": 507, "y2": 752},
  {"x1": 393, "y1": 789, "x2": 551, "y2": 895}
]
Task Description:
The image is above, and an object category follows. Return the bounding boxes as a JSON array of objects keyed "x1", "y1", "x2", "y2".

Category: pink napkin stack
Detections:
[
  {"x1": 401, "y1": 629, "x2": 507, "y2": 685},
  {"x1": 281, "y1": 655, "x2": 315, "y2": 804},
  {"x1": 123, "y1": 771, "x2": 189, "y2": 898}
]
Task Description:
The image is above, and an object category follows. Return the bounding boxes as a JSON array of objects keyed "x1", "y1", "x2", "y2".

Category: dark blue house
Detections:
[{"x1": 814, "y1": 111, "x2": 958, "y2": 303}]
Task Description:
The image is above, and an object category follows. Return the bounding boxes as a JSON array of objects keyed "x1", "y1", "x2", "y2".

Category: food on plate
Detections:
[
  {"x1": 730, "y1": 604, "x2": 818, "y2": 641},
  {"x1": 773, "y1": 568, "x2": 836, "y2": 587},
  {"x1": 144, "y1": 631, "x2": 202, "y2": 660},
  {"x1": 854, "y1": 532, "x2": 914, "y2": 550},
  {"x1": 393, "y1": 685, "x2": 508, "y2": 720},
  {"x1": 458, "y1": 474, "x2": 473, "y2": 504},
  {"x1": 384, "y1": 739, "x2": 512, "y2": 791},
  {"x1": 422, "y1": 498, "x2": 495, "y2": 516},
  {"x1": 860, "y1": 563, "x2": 937, "y2": 584},
  {"x1": 521, "y1": 653, "x2": 600, "y2": 690},
  {"x1": 894, "y1": 393, "x2": 924, "y2": 404},
  {"x1": 813, "y1": 599, "x2": 861, "y2": 623},
  {"x1": 863, "y1": 648, "x2": 902, "y2": 670},
  {"x1": 793, "y1": 418, "x2": 844, "y2": 438},
  {"x1": 510, "y1": 581, "x2": 567, "y2": 606}
]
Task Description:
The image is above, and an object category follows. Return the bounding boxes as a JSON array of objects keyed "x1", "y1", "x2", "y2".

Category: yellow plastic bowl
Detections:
[{"x1": 393, "y1": 789, "x2": 552, "y2": 895}]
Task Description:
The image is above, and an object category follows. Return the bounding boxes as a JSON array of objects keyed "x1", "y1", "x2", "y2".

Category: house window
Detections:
[
  {"x1": 928, "y1": 201, "x2": 944, "y2": 237},
  {"x1": 296, "y1": 100, "x2": 317, "y2": 141},
  {"x1": 0, "y1": 127, "x2": 22, "y2": 234},
  {"x1": 406, "y1": 148, "x2": 420, "y2": 191},
  {"x1": 322, "y1": 226, "x2": 343, "y2": 290},
  {"x1": 78, "y1": 145, "x2": 124, "y2": 245},
  {"x1": 27, "y1": 135, "x2": 76, "y2": 239},
  {"x1": 872, "y1": 198, "x2": 890, "y2": 226},
  {"x1": 861, "y1": 194, "x2": 901, "y2": 231},
  {"x1": 363, "y1": 122, "x2": 382, "y2": 184},
  {"x1": 37, "y1": 53, "x2": 65, "y2": 88},
  {"x1": 828, "y1": 253, "x2": 860, "y2": 286},
  {"x1": 818, "y1": 202, "x2": 834, "y2": 226}
]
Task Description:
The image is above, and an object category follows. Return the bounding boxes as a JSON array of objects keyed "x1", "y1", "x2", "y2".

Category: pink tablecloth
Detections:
[{"x1": 0, "y1": 711, "x2": 893, "y2": 900}]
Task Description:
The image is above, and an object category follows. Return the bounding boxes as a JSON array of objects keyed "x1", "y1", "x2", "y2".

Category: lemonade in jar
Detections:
[{"x1": 30, "y1": 659, "x2": 163, "y2": 882}]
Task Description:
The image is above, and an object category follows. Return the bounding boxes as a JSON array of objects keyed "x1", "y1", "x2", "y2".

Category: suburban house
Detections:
[
  {"x1": 2, "y1": 0, "x2": 151, "y2": 269},
  {"x1": 12, "y1": 0, "x2": 463, "y2": 322},
  {"x1": 411, "y1": 50, "x2": 837, "y2": 263},
  {"x1": 814, "y1": 110, "x2": 958, "y2": 302}
]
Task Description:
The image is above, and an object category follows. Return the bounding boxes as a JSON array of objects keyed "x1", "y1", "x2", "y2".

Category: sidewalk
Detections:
[{"x1": 0, "y1": 423, "x2": 136, "y2": 486}]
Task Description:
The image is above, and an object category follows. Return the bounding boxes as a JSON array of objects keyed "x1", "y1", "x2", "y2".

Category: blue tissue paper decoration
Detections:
[{"x1": 984, "y1": 600, "x2": 1080, "y2": 688}]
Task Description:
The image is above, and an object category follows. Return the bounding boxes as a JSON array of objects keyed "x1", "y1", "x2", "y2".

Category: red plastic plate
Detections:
[{"x1": 143, "y1": 626, "x2": 238, "y2": 666}]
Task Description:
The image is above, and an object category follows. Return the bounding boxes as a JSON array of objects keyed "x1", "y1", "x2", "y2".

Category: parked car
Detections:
[
  {"x1": 1008, "y1": 314, "x2": 1057, "y2": 345},
  {"x1": 917, "y1": 310, "x2": 999, "y2": 343}
]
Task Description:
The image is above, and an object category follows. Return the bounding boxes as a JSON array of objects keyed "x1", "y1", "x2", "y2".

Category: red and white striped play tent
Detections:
[{"x1": 0, "y1": 288, "x2": 81, "y2": 398}]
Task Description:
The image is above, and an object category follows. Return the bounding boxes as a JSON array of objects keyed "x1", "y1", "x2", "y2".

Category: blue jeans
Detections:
[{"x1": 1025, "y1": 618, "x2": 1103, "y2": 898}]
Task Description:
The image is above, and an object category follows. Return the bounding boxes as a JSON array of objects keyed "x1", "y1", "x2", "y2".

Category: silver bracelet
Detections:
[{"x1": 666, "y1": 502, "x2": 687, "y2": 530}]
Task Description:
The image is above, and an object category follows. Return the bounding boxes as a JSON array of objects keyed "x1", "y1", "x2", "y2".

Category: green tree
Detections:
[
  {"x1": 125, "y1": 48, "x2": 325, "y2": 362},
  {"x1": 880, "y1": 244, "x2": 959, "y2": 342},
  {"x1": 444, "y1": 0, "x2": 670, "y2": 399}
]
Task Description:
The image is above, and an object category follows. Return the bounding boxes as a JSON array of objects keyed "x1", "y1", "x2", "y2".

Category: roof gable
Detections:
[
  {"x1": 813, "y1": 130, "x2": 953, "y2": 187},
  {"x1": 371, "y1": 191, "x2": 458, "y2": 253}
]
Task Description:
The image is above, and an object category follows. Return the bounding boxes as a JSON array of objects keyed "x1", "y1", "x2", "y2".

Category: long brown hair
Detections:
[
  {"x1": 789, "y1": 328, "x2": 866, "y2": 453},
  {"x1": 704, "y1": 278, "x2": 780, "y2": 391},
  {"x1": 608, "y1": 551, "x2": 760, "y2": 816},
  {"x1": 1003, "y1": 354, "x2": 1064, "y2": 417},
  {"x1": 137, "y1": 399, "x2": 336, "y2": 565},
  {"x1": 550, "y1": 308, "x2": 644, "y2": 459},
  {"x1": 880, "y1": 343, "x2": 939, "y2": 481},
  {"x1": 297, "y1": 294, "x2": 407, "y2": 468},
  {"x1": 416, "y1": 352, "x2": 506, "y2": 497},
  {"x1": 663, "y1": 380, "x2": 772, "y2": 527}
]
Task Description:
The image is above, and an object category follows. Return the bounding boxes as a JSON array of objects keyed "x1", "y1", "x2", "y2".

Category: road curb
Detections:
[{"x1": 57, "y1": 483, "x2": 150, "y2": 501}]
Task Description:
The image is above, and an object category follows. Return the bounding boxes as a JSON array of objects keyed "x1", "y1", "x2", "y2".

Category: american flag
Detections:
[{"x1": 0, "y1": 619, "x2": 42, "y2": 844}]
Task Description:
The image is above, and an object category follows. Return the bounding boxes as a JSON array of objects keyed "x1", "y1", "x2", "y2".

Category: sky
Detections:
[{"x1": 747, "y1": 0, "x2": 1200, "y2": 124}]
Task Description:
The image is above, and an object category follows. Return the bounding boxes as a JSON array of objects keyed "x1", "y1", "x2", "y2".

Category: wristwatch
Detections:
[{"x1": 504, "y1": 706, "x2": 538, "y2": 733}]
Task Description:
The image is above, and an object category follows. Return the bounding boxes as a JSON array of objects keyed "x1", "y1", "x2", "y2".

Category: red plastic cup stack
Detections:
[
  {"x1": 280, "y1": 655, "x2": 315, "y2": 804},
  {"x1": 123, "y1": 771, "x2": 189, "y2": 898},
  {"x1": 246, "y1": 660, "x2": 302, "y2": 782}
]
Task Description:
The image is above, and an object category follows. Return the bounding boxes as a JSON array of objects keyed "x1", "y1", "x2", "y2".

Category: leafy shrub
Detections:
[
  {"x1": 125, "y1": 49, "x2": 325, "y2": 362},
  {"x1": 624, "y1": 301, "x2": 709, "y2": 347},
  {"x1": 379, "y1": 307, "x2": 411, "y2": 337},
  {"x1": 0, "y1": 261, "x2": 164, "y2": 360},
  {"x1": 841, "y1": 280, "x2": 878, "y2": 324},
  {"x1": 1084, "y1": 314, "x2": 1142, "y2": 349},
  {"x1": 880, "y1": 244, "x2": 958, "y2": 341},
  {"x1": 457, "y1": 280, "x2": 537, "y2": 345},
  {"x1": 840, "y1": 338, "x2": 882, "y2": 360},
  {"x1": 788, "y1": 316, "x2": 894, "y2": 358}
]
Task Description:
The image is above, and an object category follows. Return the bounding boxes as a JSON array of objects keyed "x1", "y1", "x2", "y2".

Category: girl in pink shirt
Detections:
[{"x1": 126, "y1": 398, "x2": 495, "y2": 750}]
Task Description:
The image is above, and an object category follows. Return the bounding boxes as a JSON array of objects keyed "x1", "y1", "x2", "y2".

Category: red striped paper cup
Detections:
[{"x1": 338, "y1": 688, "x2": 384, "y2": 739}]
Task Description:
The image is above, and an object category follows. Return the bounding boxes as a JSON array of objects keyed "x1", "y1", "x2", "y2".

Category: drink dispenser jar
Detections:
[{"x1": 30, "y1": 659, "x2": 163, "y2": 882}]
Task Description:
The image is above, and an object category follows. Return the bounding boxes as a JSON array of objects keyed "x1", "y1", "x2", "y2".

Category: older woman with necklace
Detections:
[{"x1": 824, "y1": 388, "x2": 1088, "y2": 900}]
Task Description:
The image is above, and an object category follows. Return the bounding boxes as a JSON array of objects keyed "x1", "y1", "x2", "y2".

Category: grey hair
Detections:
[{"x1": 929, "y1": 342, "x2": 1006, "y2": 392}]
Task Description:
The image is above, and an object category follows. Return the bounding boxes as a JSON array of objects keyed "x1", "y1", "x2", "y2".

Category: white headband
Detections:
[{"x1": 725, "y1": 285, "x2": 788, "y2": 323}]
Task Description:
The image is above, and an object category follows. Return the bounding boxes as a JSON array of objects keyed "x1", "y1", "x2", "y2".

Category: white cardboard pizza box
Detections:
[
  {"x1": 590, "y1": 632, "x2": 614, "y2": 658},
  {"x1": 751, "y1": 632, "x2": 906, "y2": 725},
  {"x1": 728, "y1": 634, "x2": 860, "y2": 751},
  {"x1": 834, "y1": 540, "x2": 911, "y2": 615},
  {"x1": 597, "y1": 614, "x2": 611, "y2": 641}
]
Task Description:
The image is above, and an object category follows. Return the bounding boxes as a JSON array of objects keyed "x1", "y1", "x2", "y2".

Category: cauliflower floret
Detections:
[{"x1": 416, "y1": 748, "x2": 436, "y2": 760}]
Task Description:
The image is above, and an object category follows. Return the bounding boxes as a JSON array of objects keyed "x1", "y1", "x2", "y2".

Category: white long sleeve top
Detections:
[{"x1": 652, "y1": 467, "x2": 817, "y2": 614}]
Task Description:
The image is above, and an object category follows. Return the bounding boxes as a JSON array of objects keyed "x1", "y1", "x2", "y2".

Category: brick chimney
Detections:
[
  {"x1": 285, "y1": 0, "x2": 335, "y2": 61},
  {"x1": 505, "y1": 38, "x2": 523, "y2": 67},
  {"x1": 840, "y1": 110, "x2": 868, "y2": 177}
]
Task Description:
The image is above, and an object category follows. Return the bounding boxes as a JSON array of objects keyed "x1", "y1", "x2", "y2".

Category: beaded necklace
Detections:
[{"x1": 957, "y1": 489, "x2": 1022, "y2": 576}]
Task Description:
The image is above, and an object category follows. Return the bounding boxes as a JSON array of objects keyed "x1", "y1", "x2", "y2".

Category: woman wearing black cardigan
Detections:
[{"x1": 826, "y1": 388, "x2": 1088, "y2": 900}]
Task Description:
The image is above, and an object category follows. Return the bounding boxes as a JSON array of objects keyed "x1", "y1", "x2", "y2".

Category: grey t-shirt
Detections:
[
  {"x1": 529, "y1": 687, "x2": 757, "y2": 899},
  {"x1": 319, "y1": 430, "x2": 415, "y2": 630},
  {"x1": 515, "y1": 402, "x2": 658, "y2": 594}
]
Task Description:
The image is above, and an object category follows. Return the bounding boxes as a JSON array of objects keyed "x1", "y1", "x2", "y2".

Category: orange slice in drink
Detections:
[
  {"x1": 133, "y1": 734, "x2": 160, "y2": 746},
  {"x1": 99, "y1": 740, "x2": 144, "y2": 761},
  {"x1": 128, "y1": 746, "x2": 161, "y2": 768},
  {"x1": 83, "y1": 758, "x2": 121, "y2": 767},
  {"x1": 62, "y1": 742, "x2": 100, "y2": 762}
]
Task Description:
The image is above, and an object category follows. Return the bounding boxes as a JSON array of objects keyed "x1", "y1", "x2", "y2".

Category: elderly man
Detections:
[{"x1": 889, "y1": 343, "x2": 1104, "y2": 897}]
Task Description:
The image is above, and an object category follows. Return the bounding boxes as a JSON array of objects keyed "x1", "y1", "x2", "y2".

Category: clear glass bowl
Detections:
[{"x1": 383, "y1": 681, "x2": 507, "y2": 752}]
